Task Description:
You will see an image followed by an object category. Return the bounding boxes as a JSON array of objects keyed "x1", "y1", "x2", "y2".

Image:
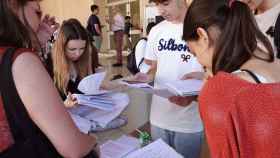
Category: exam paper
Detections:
[
  {"x1": 119, "y1": 81, "x2": 175, "y2": 98},
  {"x1": 69, "y1": 113, "x2": 92, "y2": 134},
  {"x1": 165, "y1": 79, "x2": 203, "y2": 96},
  {"x1": 70, "y1": 93, "x2": 129, "y2": 127},
  {"x1": 100, "y1": 135, "x2": 140, "y2": 158},
  {"x1": 78, "y1": 72, "x2": 108, "y2": 95},
  {"x1": 73, "y1": 94, "x2": 115, "y2": 111},
  {"x1": 125, "y1": 139, "x2": 183, "y2": 158}
]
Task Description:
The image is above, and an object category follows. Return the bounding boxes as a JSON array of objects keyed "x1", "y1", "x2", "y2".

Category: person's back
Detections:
[{"x1": 183, "y1": 0, "x2": 280, "y2": 157}]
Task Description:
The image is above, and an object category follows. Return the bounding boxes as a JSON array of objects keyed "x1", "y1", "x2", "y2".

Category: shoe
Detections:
[
  {"x1": 97, "y1": 63, "x2": 103, "y2": 67},
  {"x1": 111, "y1": 74, "x2": 123, "y2": 80},
  {"x1": 112, "y1": 63, "x2": 123, "y2": 67}
]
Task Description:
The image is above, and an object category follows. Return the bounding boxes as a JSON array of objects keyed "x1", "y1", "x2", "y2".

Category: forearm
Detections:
[{"x1": 145, "y1": 60, "x2": 157, "y2": 81}]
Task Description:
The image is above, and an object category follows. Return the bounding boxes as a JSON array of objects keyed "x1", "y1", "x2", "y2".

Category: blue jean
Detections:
[{"x1": 151, "y1": 125, "x2": 203, "y2": 158}]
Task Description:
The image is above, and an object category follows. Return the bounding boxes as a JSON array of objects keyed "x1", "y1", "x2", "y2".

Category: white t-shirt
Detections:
[
  {"x1": 135, "y1": 38, "x2": 147, "y2": 66},
  {"x1": 255, "y1": 3, "x2": 280, "y2": 54},
  {"x1": 134, "y1": 38, "x2": 151, "y2": 73},
  {"x1": 145, "y1": 20, "x2": 203, "y2": 133}
]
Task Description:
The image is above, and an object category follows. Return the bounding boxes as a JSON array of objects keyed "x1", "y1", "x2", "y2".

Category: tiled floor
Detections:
[{"x1": 99, "y1": 53, "x2": 131, "y2": 81}]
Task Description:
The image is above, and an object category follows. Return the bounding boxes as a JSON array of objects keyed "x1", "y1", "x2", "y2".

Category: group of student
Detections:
[
  {"x1": 135, "y1": 0, "x2": 280, "y2": 158},
  {"x1": 0, "y1": 0, "x2": 280, "y2": 158}
]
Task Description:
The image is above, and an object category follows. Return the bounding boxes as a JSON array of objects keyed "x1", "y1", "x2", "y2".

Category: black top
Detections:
[
  {"x1": 124, "y1": 22, "x2": 133, "y2": 36},
  {"x1": 0, "y1": 47, "x2": 98, "y2": 158},
  {"x1": 61, "y1": 78, "x2": 83, "y2": 100},
  {"x1": 87, "y1": 14, "x2": 101, "y2": 36}
]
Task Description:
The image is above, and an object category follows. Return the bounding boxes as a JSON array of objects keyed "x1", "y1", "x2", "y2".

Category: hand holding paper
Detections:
[
  {"x1": 78, "y1": 72, "x2": 108, "y2": 95},
  {"x1": 181, "y1": 71, "x2": 205, "y2": 80},
  {"x1": 64, "y1": 92, "x2": 78, "y2": 108},
  {"x1": 124, "y1": 72, "x2": 153, "y2": 84},
  {"x1": 168, "y1": 95, "x2": 197, "y2": 107}
]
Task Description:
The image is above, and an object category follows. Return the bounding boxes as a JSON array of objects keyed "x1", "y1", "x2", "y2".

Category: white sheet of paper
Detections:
[
  {"x1": 78, "y1": 72, "x2": 107, "y2": 95},
  {"x1": 119, "y1": 81, "x2": 175, "y2": 98},
  {"x1": 73, "y1": 94, "x2": 115, "y2": 111},
  {"x1": 125, "y1": 139, "x2": 183, "y2": 158},
  {"x1": 69, "y1": 113, "x2": 92, "y2": 134},
  {"x1": 100, "y1": 135, "x2": 140, "y2": 158},
  {"x1": 165, "y1": 79, "x2": 203, "y2": 96},
  {"x1": 70, "y1": 93, "x2": 129, "y2": 127}
]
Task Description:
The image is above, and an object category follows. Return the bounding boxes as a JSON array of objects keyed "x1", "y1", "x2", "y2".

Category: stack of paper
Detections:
[
  {"x1": 165, "y1": 79, "x2": 203, "y2": 96},
  {"x1": 78, "y1": 71, "x2": 112, "y2": 95},
  {"x1": 69, "y1": 72, "x2": 130, "y2": 133},
  {"x1": 125, "y1": 139, "x2": 183, "y2": 158},
  {"x1": 73, "y1": 94, "x2": 115, "y2": 111},
  {"x1": 100, "y1": 135, "x2": 141, "y2": 158},
  {"x1": 120, "y1": 79, "x2": 203, "y2": 98},
  {"x1": 69, "y1": 93, "x2": 130, "y2": 133}
]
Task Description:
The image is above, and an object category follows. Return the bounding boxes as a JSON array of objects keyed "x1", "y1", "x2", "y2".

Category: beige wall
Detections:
[
  {"x1": 40, "y1": 0, "x2": 92, "y2": 26},
  {"x1": 40, "y1": 0, "x2": 151, "y2": 52}
]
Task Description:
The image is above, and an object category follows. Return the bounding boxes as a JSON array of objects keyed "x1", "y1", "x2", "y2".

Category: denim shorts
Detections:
[{"x1": 151, "y1": 125, "x2": 204, "y2": 158}]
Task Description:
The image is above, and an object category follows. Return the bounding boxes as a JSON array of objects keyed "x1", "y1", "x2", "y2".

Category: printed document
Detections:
[
  {"x1": 78, "y1": 72, "x2": 109, "y2": 95},
  {"x1": 125, "y1": 139, "x2": 183, "y2": 158}
]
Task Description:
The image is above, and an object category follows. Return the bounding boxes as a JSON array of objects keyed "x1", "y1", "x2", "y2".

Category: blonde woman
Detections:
[{"x1": 52, "y1": 19, "x2": 94, "y2": 107}]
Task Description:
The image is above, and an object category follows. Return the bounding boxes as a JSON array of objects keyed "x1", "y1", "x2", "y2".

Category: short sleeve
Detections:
[
  {"x1": 135, "y1": 39, "x2": 147, "y2": 66},
  {"x1": 92, "y1": 16, "x2": 98, "y2": 25},
  {"x1": 144, "y1": 28, "x2": 158, "y2": 61}
]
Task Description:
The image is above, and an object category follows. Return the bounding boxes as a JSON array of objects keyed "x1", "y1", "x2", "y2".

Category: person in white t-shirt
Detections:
[
  {"x1": 134, "y1": 0, "x2": 204, "y2": 157},
  {"x1": 239, "y1": 0, "x2": 280, "y2": 57}
]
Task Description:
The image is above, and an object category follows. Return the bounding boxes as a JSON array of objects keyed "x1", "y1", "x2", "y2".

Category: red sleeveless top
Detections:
[
  {"x1": 0, "y1": 47, "x2": 35, "y2": 151},
  {"x1": 199, "y1": 72, "x2": 280, "y2": 158}
]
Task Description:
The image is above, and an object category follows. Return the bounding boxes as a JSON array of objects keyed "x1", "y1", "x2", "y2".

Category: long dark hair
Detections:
[
  {"x1": 182, "y1": 0, "x2": 274, "y2": 74},
  {"x1": 0, "y1": 0, "x2": 35, "y2": 48}
]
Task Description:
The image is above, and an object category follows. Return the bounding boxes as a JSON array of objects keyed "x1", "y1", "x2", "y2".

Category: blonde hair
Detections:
[{"x1": 52, "y1": 19, "x2": 92, "y2": 95}]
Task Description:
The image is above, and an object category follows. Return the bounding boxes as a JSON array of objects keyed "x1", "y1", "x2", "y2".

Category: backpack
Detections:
[{"x1": 127, "y1": 38, "x2": 147, "y2": 74}]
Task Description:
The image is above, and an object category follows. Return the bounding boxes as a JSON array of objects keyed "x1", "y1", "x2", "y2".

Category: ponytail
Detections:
[
  {"x1": 212, "y1": 1, "x2": 274, "y2": 74},
  {"x1": 183, "y1": 0, "x2": 274, "y2": 75}
]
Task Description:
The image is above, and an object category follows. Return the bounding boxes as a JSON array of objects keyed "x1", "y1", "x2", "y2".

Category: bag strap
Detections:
[{"x1": 241, "y1": 69, "x2": 262, "y2": 84}]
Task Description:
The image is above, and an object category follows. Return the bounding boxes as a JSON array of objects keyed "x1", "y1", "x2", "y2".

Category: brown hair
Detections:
[
  {"x1": 0, "y1": 0, "x2": 37, "y2": 48},
  {"x1": 182, "y1": 0, "x2": 274, "y2": 74},
  {"x1": 52, "y1": 19, "x2": 92, "y2": 95}
]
